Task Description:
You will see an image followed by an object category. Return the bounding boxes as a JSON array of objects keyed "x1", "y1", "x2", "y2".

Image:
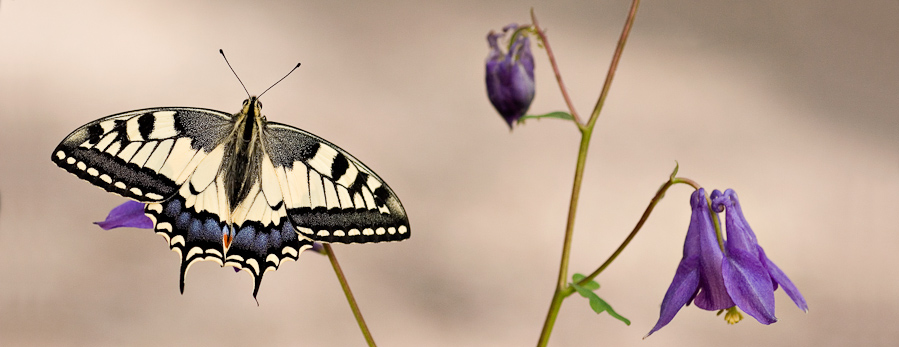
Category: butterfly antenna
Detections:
[
  {"x1": 220, "y1": 49, "x2": 250, "y2": 98},
  {"x1": 258, "y1": 62, "x2": 302, "y2": 98}
]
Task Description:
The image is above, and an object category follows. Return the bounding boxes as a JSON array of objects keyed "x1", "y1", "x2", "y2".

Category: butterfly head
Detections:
[{"x1": 241, "y1": 96, "x2": 264, "y2": 121}]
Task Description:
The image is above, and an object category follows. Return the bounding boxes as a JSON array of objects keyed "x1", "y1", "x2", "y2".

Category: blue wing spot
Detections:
[
  {"x1": 165, "y1": 198, "x2": 182, "y2": 216},
  {"x1": 176, "y1": 211, "x2": 192, "y2": 230}
]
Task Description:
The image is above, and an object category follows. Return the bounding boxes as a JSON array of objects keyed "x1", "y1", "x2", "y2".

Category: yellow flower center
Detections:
[{"x1": 724, "y1": 307, "x2": 743, "y2": 325}]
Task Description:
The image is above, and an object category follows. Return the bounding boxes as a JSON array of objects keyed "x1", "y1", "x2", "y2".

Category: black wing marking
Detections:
[
  {"x1": 262, "y1": 122, "x2": 410, "y2": 244},
  {"x1": 145, "y1": 189, "x2": 312, "y2": 298},
  {"x1": 52, "y1": 108, "x2": 233, "y2": 202}
]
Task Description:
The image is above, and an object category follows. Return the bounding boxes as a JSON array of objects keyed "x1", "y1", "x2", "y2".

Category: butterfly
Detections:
[{"x1": 51, "y1": 75, "x2": 410, "y2": 298}]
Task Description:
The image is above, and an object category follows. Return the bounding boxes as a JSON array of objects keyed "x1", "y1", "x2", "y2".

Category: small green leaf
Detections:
[
  {"x1": 570, "y1": 282, "x2": 631, "y2": 326},
  {"x1": 572, "y1": 273, "x2": 600, "y2": 290},
  {"x1": 517, "y1": 111, "x2": 574, "y2": 124}
]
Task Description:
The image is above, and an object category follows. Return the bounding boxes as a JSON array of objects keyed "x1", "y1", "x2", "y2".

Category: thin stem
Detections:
[
  {"x1": 586, "y1": 0, "x2": 640, "y2": 129},
  {"x1": 537, "y1": 128, "x2": 593, "y2": 347},
  {"x1": 564, "y1": 177, "x2": 699, "y2": 296},
  {"x1": 531, "y1": 9, "x2": 584, "y2": 129},
  {"x1": 535, "y1": 2, "x2": 641, "y2": 345},
  {"x1": 323, "y1": 244, "x2": 377, "y2": 347}
]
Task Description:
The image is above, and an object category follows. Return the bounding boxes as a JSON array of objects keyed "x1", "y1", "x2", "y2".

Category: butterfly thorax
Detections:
[{"x1": 222, "y1": 96, "x2": 266, "y2": 213}]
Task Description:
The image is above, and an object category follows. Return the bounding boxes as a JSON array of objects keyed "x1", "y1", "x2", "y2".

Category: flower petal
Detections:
[
  {"x1": 94, "y1": 200, "x2": 153, "y2": 230},
  {"x1": 646, "y1": 256, "x2": 700, "y2": 337},
  {"x1": 690, "y1": 189, "x2": 733, "y2": 311},
  {"x1": 758, "y1": 246, "x2": 809, "y2": 312},
  {"x1": 722, "y1": 247, "x2": 777, "y2": 324}
]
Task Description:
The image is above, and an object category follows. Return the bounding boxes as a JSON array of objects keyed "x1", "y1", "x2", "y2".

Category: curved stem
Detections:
[
  {"x1": 564, "y1": 176, "x2": 699, "y2": 296},
  {"x1": 323, "y1": 244, "x2": 377, "y2": 347},
  {"x1": 531, "y1": 9, "x2": 583, "y2": 128}
]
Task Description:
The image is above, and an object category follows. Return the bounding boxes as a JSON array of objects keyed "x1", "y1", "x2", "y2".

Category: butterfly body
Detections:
[{"x1": 53, "y1": 97, "x2": 409, "y2": 297}]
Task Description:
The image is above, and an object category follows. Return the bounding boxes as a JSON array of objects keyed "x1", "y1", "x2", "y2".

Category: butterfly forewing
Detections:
[
  {"x1": 52, "y1": 108, "x2": 233, "y2": 202},
  {"x1": 263, "y1": 122, "x2": 410, "y2": 244}
]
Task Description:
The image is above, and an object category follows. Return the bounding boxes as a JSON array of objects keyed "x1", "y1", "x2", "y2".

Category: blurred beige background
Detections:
[{"x1": 1, "y1": 0, "x2": 897, "y2": 346}]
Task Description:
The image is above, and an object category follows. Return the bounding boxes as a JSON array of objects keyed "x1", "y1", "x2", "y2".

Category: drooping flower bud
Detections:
[{"x1": 486, "y1": 24, "x2": 535, "y2": 128}]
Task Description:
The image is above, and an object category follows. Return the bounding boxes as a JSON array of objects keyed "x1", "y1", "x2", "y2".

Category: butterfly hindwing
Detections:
[
  {"x1": 262, "y1": 123, "x2": 410, "y2": 244},
  {"x1": 52, "y1": 108, "x2": 234, "y2": 202},
  {"x1": 145, "y1": 185, "x2": 313, "y2": 297}
]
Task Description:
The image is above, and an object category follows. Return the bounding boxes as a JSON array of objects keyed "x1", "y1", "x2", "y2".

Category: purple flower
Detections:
[
  {"x1": 711, "y1": 189, "x2": 808, "y2": 322},
  {"x1": 96, "y1": 200, "x2": 326, "y2": 256},
  {"x1": 486, "y1": 23, "x2": 535, "y2": 128},
  {"x1": 94, "y1": 200, "x2": 153, "y2": 230},
  {"x1": 646, "y1": 188, "x2": 807, "y2": 337},
  {"x1": 646, "y1": 188, "x2": 733, "y2": 337}
]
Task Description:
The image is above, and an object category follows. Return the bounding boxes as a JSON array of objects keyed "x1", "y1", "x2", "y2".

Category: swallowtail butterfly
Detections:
[{"x1": 51, "y1": 60, "x2": 410, "y2": 298}]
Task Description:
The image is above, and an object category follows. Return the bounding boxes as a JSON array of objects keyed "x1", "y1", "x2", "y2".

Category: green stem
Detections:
[
  {"x1": 535, "y1": 1, "x2": 641, "y2": 345},
  {"x1": 586, "y1": 0, "x2": 640, "y2": 129},
  {"x1": 564, "y1": 176, "x2": 699, "y2": 296},
  {"x1": 537, "y1": 128, "x2": 593, "y2": 347},
  {"x1": 323, "y1": 243, "x2": 377, "y2": 347},
  {"x1": 530, "y1": 9, "x2": 583, "y2": 127}
]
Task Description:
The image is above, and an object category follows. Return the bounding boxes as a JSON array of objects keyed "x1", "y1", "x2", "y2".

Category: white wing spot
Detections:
[
  {"x1": 170, "y1": 235, "x2": 186, "y2": 247},
  {"x1": 157, "y1": 222, "x2": 173, "y2": 232},
  {"x1": 297, "y1": 226, "x2": 314, "y2": 235},
  {"x1": 130, "y1": 141, "x2": 158, "y2": 167},
  {"x1": 159, "y1": 138, "x2": 197, "y2": 180},
  {"x1": 87, "y1": 167, "x2": 99, "y2": 176},
  {"x1": 130, "y1": 187, "x2": 143, "y2": 196},
  {"x1": 144, "y1": 139, "x2": 174, "y2": 171},
  {"x1": 116, "y1": 141, "x2": 142, "y2": 162},
  {"x1": 94, "y1": 132, "x2": 118, "y2": 152},
  {"x1": 375, "y1": 227, "x2": 386, "y2": 235},
  {"x1": 148, "y1": 111, "x2": 178, "y2": 139},
  {"x1": 308, "y1": 170, "x2": 326, "y2": 208},
  {"x1": 308, "y1": 145, "x2": 338, "y2": 178},
  {"x1": 66, "y1": 157, "x2": 76, "y2": 165},
  {"x1": 282, "y1": 246, "x2": 298, "y2": 257},
  {"x1": 114, "y1": 181, "x2": 126, "y2": 189},
  {"x1": 362, "y1": 228, "x2": 374, "y2": 236},
  {"x1": 100, "y1": 174, "x2": 112, "y2": 184},
  {"x1": 55, "y1": 151, "x2": 65, "y2": 160},
  {"x1": 388, "y1": 227, "x2": 396, "y2": 235},
  {"x1": 333, "y1": 230, "x2": 345, "y2": 237},
  {"x1": 317, "y1": 230, "x2": 330, "y2": 237},
  {"x1": 125, "y1": 114, "x2": 144, "y2": 141},
  {"x1": 76, "y1": 161, "x2": 87, "y2": 171},
  {"x1": 146, "y1": 193, "x2": 164, "y2": 200},
  {"x1": 323, "y1": 178, "x2": 340, "y2": 210},
  {"x1": 398, "y1": 225, "x2": 408, "y2": 234},
  {"x1": 348, "y1": 229, "x2": 360, "y2": 236}
]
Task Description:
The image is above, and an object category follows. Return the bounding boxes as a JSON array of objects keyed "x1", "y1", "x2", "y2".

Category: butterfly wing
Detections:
[
  {"x1": 53, "y1": 107, "x2": 311, "y2": 297},
  {"x1": 52, "y1": 107, "x2": 234, "y2": 202},
  {"x1": 261, "y1": 122, "x2": 410, "y2": 244}
]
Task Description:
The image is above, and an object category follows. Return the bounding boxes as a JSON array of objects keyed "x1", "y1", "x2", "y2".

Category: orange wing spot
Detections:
[{"x1": 223, "y1": 233, "x2": 233, "y2": 248}]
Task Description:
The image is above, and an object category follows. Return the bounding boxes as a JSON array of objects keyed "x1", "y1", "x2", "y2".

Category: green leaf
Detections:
[
  {"x1": 517, "y1": 111, "x2": 574, "y2": 124},
  {"x1": 570, "y1": 282, "x2": 631, "y2": 326},
  {"x1": 572, "y1": 273, "x2": 600, "y2": 291}
]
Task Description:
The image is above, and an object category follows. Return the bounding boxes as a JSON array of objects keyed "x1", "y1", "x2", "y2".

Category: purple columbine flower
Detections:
[
  {"x1": 646, "y1": 188, "x2": 734, "y2": 337},
  {"x1": 95, "y1": 200, "x2": 153, "y2": 230},
  {"x1": 486, "y1": 23, "x2": 535, "y2": 128},
  {"x1": 646, "y1": 189, "x2": 808, "y2": 337},
  {"x1": 711, "y1": 189, "x2": 808, "y2": 323}
]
